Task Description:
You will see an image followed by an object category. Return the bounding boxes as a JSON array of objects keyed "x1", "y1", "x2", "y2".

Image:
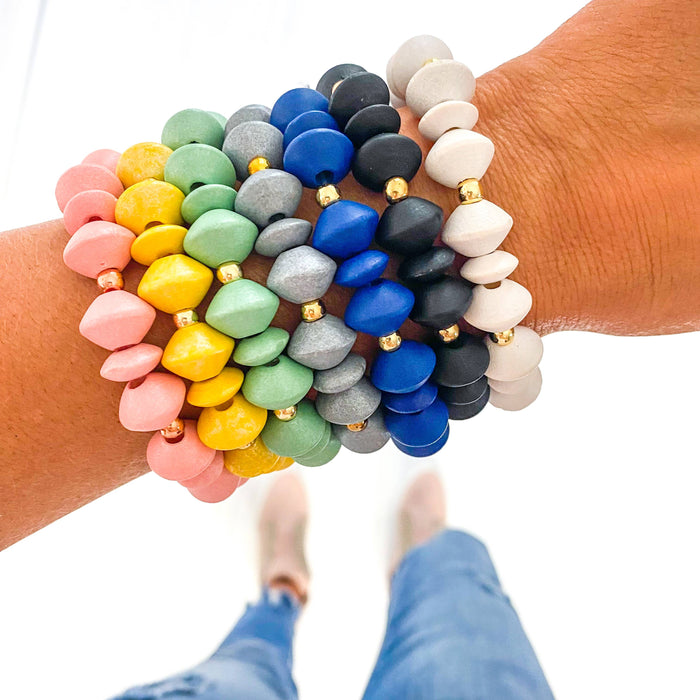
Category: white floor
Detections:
[{"x1": 2, "y1": 2, "x2": 699, "y2": 698}]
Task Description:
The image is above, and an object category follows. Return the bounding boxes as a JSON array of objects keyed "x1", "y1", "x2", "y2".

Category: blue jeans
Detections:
[{"x1": 113, "y1": 530, "x2": 554, "y2": 699}]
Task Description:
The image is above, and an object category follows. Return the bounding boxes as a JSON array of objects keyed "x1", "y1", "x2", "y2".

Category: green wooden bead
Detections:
[
  {"x1": 164, "y1": 143, "x2": 236, "y2": 195},
  {"x1": 295, "y1": 431, "x2": 341, "y2": 467},
  {"x1": 233, "y1": 327, "x2": 290, "y2": 366},
  {"x1": 205, "y1": 278, "x2": 279, "y2": 339},
  {"x1": 261, "y1": 399, "x2": 328, "y2": 457},
  {"x1": 242, "y1": 355, "x2": 313, "y2": 410},
  {"x1": 161, "y1": 108, "x2": 225, "y2": 150},
  {"x1": 184, "y1": 209, "x2": 258, "y2": 267},
  {"x1": 181, "y1": 184, "x2": 237, "y2": 224},
  {"x1": 208, "y1": 111, "x2": 228, "y2": 129}
]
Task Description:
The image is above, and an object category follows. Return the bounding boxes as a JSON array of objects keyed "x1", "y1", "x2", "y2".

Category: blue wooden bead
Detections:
[
  {"x1": 270, "y1": 88, "x2": 329, "y2": 133},
  {"x1": 370, "y1": 339, "x2": 436, "y2": 393},
  {"x1": 283, "y1": 111, "x2": 338, "y2": 150},
  {"x1": 284, "y1": 128, "x2": 354, "y2": 187},
  {"x1": 383, "y1": 381, "x2": 438, "y2": 414},
  {"x1": 345, "y1": 279, "x2": 414, "y2": 337},
  {"x1": 335, "y1": 250, "x2": 389, "y2": 287},
  {"x1": 384, "y1": 397, "x2": 449, "y2": 448},
  {"x1": 392, "y1": 424, "x2": 449, "y2": 457},
  {"x1": 312, "y1": 199, "x2": 378, "y2": 259}
]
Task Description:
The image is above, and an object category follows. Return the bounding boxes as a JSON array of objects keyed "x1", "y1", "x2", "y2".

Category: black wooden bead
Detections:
[
  {"x1": 344, "y1": 104, "x2": 401, "y2": 148},
  {"x1": 375, "y1": 196, "x2": 444, "y2": 255},
  {"x1": 432, "y1": 333, "x2": 490, "y2": 387},
  {"x1": 328, "y1": 72, "x2": 390, "y2": 129},
  {"x1": 316, "y1": 64, "x2": 366, "y2": 99},
  {"x1": 352, "y1": 133, "x2": 422, "y2": 192},
  {"x1": 446, "y1": 386, "x2": 490, "y2": 421},
  {"x1": 438, "y1": 375, "x2": 488, "y2": 404},
  {"x1": 409, "y1": 276, "x2": 473, "y2": 329},
  {"x1": 398, "y1": 247, "x2": 455, "y2": 284}
]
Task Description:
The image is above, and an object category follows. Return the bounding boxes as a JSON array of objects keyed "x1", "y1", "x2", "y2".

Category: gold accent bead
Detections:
[
  {"x1": 97, "y1": 268, "x2": 124, "y2": 292},
  {"x1": 346, "y1": 420, "x2": 367, "y2": 432},
  {"x1": 274, "y1": 406, "x2": 297, "y2": 421},
  {"x1": 238, "y1": 439, "x2": 257, "y2": 450},
  {"x1": 423, "y1": 57, "x2": 440, "y2": 67},
  {"x1": 378, "y1": 332, "x2": 402, "y2": 352},
  {"x1": 438, "y1": 324, "x2": 460, "y2": 343},
  {"x1": 161, "y1": 417, "x2": 185, "y2": 443},
  {"x1": 248, "y1": 156, "x2": 270, "y2": 176},
  {"x1": 385, "y1": 176, "x2": 409, "y2": 203},
  {"x1": 316, "y1": 184, "x2": 341, "y2": 208},
  {"x1": 300, "y1": 299, "x2": 326, "y2": 323},
  {"x1": 490, "y1": 328, "x2": 515, "y2": 346},
  {"x1": 172, "y1": 309, "x2": 199, "y2": 328},
  {"x1": 331, "y1": 80, "x2": 343, "y2": 94},
  {"x1": 458, "y1": 178, "x2": 483, "y2": 204},
  {"x1": 217, "y1": 262, "x2": 243, "y2": 284}
]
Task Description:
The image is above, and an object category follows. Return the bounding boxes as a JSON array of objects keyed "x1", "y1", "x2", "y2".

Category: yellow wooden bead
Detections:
[
  {"x1": 138, "y1": 254, "x2": 213, "y2": 314},
  {"x1": 131, "y1": 224, "x2": 188, "y2": 266},
  {"x1": 223, "y1": 438, "x2": 293, "y2": 478},
  {"x1": 116, "y1": 142, "x2": 173, "y2": 188},
  {"x1": 162, "y1": 322, "x2": 234, "y2": 381},
  {"x1": 187, "y1": 367, "x2": 244, "y2": 408},
  {"x1": 197, "y1": 394, "x2": 267, "y2": 451},
  {"x1": 115, "y1": 179, "x2": 184, "y2": 234}
]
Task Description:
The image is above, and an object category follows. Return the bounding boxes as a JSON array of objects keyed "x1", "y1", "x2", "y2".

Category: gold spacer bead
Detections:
[
  {"x1": 300, "y1": 299, "x2": 326, "y2": 322},
  {"x1": 423, "y1": 57, "x2": 440, "y2": 67},
  {"x1": 96, "y1": 268, "x2": 124, "y2": 292},
  {"x1": 316, "y1": 184, "x2": 341, "y2": 209},
  {"x1": 331, "y1": 79, "x2": 343, "y2": 94},
  {"x1": 217, "y1": 261, "x2": 243, "y2": 284},
  {"x1": 173, "y1": 309, "x2": 199, "y2": 328},
  {"x1": 248, "y1": 156, "x2": 270, "y2": 176},
  {"x1": 161, "y1": 417, "x2": 185, "y2": 443},
  {"x1": 378, "y1": 332, "x2": 402, "y2": 352},
  {"x1": 458, "y1": 178, "x2": 483, "y2": 204},
  {"x1": 346, "y1": 420, "x2": 367, "y2": 433},
  {"x1": 238, "y1": 438, "x2": 257, "y2": 450},
  {"x1": 384, "y1": 176, "x2": 409, "y2": 203},
  {"x1": 490, "y1": 328, "x2": 515, "y2": 346},
  {"x1": 274, "y1": 406, "x2": 297, "y2": 421},
  {"x1": 438, "y1": 324, "x2": 460, "y2": 343}
]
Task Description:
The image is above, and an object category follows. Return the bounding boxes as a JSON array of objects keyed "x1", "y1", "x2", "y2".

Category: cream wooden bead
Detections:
[
  {"x1": 390, "y1": 92, "x2": 406, "y2": 109},
  {"x1": 419, "y1": 100, "x2": 479, "y2": 142},
  {"x1": 405, "y1": 60, "x2": 476, "y2": 118},
  {"x1": 442, "y1": 200, "x2": 513, "y2": 258},
  {"x1": 386, "y1": 35, "x2": 452, "y2": 99},
  {"x1": 485, "y1": 326, "x2": 543, "y2": 382},
  {"x1": 489, "y1": 366, "x2": 541, "y2": 395},
  {"x1": 463, "y1": 280, "x2": 532, "y2": 333},
  {"x1": 489, "y1": 368, "x2": 542, "y2": 411},
  {"x1": 425, "y1": 129, "x2": 494, "y2": 187},
  {"x1": 460, "y1": 250, "x2": 519, "y2": 285}
]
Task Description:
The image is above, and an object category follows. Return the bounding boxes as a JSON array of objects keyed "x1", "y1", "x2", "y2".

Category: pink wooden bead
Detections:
[
  {"x1": 188, "y1": 468, "x2": 243, "y2": 503},
  {"x1": 100, "y1": 343, "x2": 163, "y2": 382},
  {"x1": 55, "y1": 163, "x2": 123, "y2": 212},
  {"x1": 63, "y1": 220, "x2": 135, "y2": 278},
  {"x1": 82, "y1": 149, "x2": 121, "y2": 173},
  {"x1": 179, "y1": 450, "x2": 224, "y2": 489},
  {"x1": 146, "y1": 419, "x2": 216, "y2": 481},
  {"x1": 119, "y1": 372, "x2": 186, "y2": 432},
  {"x1": 79, "y1": 289, "x2": 155, "y2": 350},
  {"x1": 63, "y1": 189, "x2": 117, "y2": 235}
]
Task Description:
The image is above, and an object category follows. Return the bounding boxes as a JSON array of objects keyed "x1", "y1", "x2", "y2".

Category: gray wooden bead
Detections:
[
  {"x1": 287, "y1": 313, "x2": 357, "y2": 370},
  {"x1": 313, "y1": 353, "x2": 366, "y2": 394},
  {"x1": 234, "y1": 169, "x2": 302, "y2": 229},
  {"x1": 225, "y1": 104, "x2": 271, "y2": 136},
  {"x1": 316, "y1": 377, "x2": 381, "y2": 425},
  {"x1": 266, "y1": 245, "x2": 336, "y2": 303},
  {"x1": 332, "y1": 408, "x2": 390, "y2": 453},
  {"x1": 223, "y1": 121, "x2": 283, "y2": 182},
  {"x1": 255, "y1": 218, "x2": 312, "y2": 257}
]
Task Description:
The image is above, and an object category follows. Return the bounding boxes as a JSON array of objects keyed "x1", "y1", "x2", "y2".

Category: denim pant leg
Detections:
[
  {"x1": 363, "y1": 530, "x2": 555, "y2": 700},
  {"x1": 111, "y1": 587, "x2": 299, "y2": 700}
]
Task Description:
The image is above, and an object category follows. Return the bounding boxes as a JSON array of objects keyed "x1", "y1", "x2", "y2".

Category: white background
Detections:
[{"x1": 1, "y1": 1, "x2": 698, "y2": 699}]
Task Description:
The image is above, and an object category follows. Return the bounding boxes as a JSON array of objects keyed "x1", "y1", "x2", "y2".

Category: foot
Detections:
[{"x1": 259, "y1": 471, "x2": 310, "y2": 605}]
